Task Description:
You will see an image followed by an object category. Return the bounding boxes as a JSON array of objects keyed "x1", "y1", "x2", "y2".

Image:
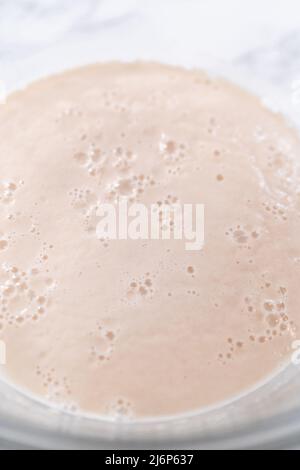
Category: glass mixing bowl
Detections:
[{"x1": 1, "y1": 0, "x2": 300, "y2": 450}]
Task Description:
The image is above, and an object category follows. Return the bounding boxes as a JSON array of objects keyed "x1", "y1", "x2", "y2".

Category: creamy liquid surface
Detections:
[{"x1": 1, "y1": 63, "x2": 300, "y2": 419}]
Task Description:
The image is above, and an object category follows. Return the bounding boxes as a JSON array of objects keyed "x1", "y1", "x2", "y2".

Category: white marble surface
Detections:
[
  {"x1": 0, "y1": 0, "x2": 299, "y2": 126},
  {"x1": 0, "y1": 0, "x2": 299, "y2": 58},
  {"x1": 0, "y1": 0, "x2": 300, "y2": 82}
]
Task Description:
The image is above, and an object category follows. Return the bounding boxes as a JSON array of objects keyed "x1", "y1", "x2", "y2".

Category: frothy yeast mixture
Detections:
[{"x1": 1, "y1": 63, "x2": 300, "y2": 419}]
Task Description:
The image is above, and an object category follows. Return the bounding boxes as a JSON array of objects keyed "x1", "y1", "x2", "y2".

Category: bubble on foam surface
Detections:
[
  {"x1": 69, "y1": 188, "x2": 97, "y2": 211},
  {"x1": 150, "y1": 195, "x2": 181, "y2": 235},
  {"x1": 83, "y1": 203, "x2": 100, "y2": 233},
  {"x1": 187, "y1": 266, "x2": 195, "y2": 275},
  {"x1": 89, "y1": 323, "x2": 118, "y2": 363},
  {"x1": 218, "y1": 337, "x2": 246, "y2": 365},
  {"x1": 226, "y1": 225, "x2": 261, "y2": 247},
  {"x1": 186, "y1": 289, "x2": 200, "y2": 297},
  {"x1": 218, "y1": 280, "x2": 295, "y2": 365},
  {"x1": 243, "y1": 282, "x2": 295, "y2": 339},
  {"x1": 159, "y1": 134, "x2": 187, "y2": 170},
  {"x1": 126, "y1": 273, "x2": 155, "y2": 302},
  {"x1": 36, "y1": 366, "x2": 78, "y2": 413},
  {"x1": 261, "y1": 291, "x2": 294, "y2": 337},
  {"x1": 73, "y1": 143, "x2": 107, "y2": 179},
  {"x1": 112, "y1": 147, "x2": 136, "y2": 173},
  {"x1": 106, "y1": 397, "x2": 134, "y2": 421},
  {"x1": 105, "y1": 173, "x2": 155, "y2": 204},
  {"x1": 98, "y1": 89, "x2": 135, "y2": 113},
  {"x1": 0, "y1": 264, "x2": 56, "y2": 329},
  {"x1": 73, "y1": 137, "x2": 138, "y2": 183},
  {"x1": 0, "y1": 180, "x2": 19, "y2": 205},
  {"x1": 56, "y1": 103, "x2": 83, "y2": 121},
  {"x1": 71, "y1": 138, "x2": 158, "y2": 234},
  {"x1": 0, "y1": 239, "x2": 8, "y2": 252},
  {"x1": 251, "y1": 137, "x2": 300, "y2": 209},
  {"x1": 106, "y1": 178, "x2": 136, "y2": 201},
  {"x1": 262, "y1": 202, "x2": 288, "y2": 221},
  {"x1": 254, "y1": 126, "x2": 267, "y2": 143},
  {"x1": 216, "y1": 174, "x2": 224, "y2": 182}
]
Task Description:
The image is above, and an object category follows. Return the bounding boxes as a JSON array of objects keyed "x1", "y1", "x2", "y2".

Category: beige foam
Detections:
[{"x1": 0, "y1": 63, "x2": 300, "y2": 418}]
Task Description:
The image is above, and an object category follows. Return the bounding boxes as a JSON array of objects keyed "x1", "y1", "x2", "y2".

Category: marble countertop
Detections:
[
  {"x1": 0, "y1": 0, "x2": 300, "y2": 84},
  {"x1": 0, "y1": 0, "x2": 299, "y2": 125}
]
